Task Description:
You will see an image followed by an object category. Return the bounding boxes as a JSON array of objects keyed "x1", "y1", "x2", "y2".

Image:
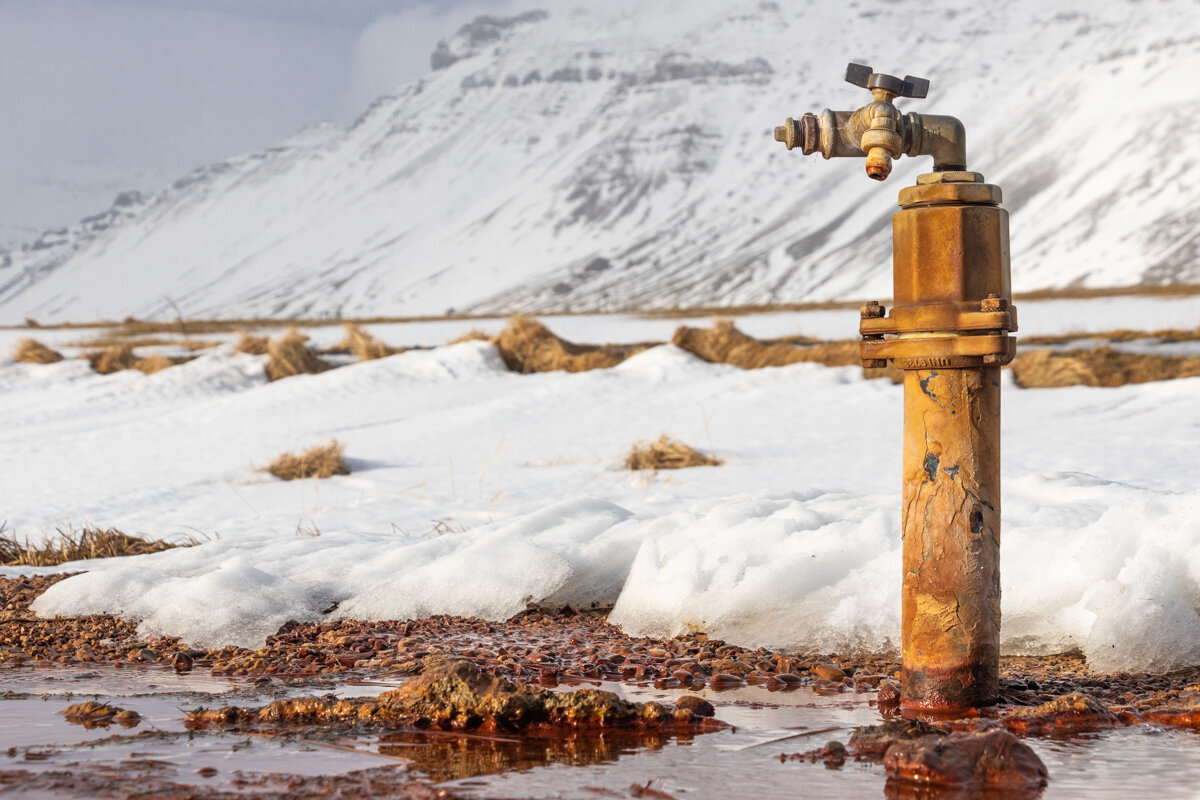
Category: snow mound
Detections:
[
  {"x1": 30, "y1": 476, "x2": 1200, "y2": 673},
  {"x1": 609, "y1": 491, "x2": 899, "y2": 654},
  {"x1": 332, "y1": 498, "x2": 639, "y2": 620},
  {"x1": 30, "y1": 547, "x2": 326, "y2": 650},
  {"x1": 31, "y1": 498, "x2": 642, "y2": 649}
]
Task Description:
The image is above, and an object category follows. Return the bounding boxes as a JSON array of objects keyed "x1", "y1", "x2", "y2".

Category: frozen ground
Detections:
[{"x1": 2, "y1": 298, "x2": 1199, "y2": 674}]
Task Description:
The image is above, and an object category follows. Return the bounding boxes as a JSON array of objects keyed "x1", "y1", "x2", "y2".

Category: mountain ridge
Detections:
[{"x1": 2, "y1": 0, "x2": 1198, "y2": 324}]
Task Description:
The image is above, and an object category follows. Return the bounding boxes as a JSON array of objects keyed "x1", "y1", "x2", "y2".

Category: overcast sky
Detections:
[{"x1": 0, "y1": 0, "x2": 528, "y2": 244}]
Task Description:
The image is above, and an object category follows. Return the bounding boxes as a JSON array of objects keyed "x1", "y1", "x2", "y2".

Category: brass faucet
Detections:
[
  {"x1": 774, "y1": 63, "x2": 965, "y2": 180},
  {"x1": 773, "y1": 64, "x2": 1018, "y2": 714}
]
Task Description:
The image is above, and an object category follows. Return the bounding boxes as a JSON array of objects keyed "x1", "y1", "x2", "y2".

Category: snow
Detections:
[{"x1": 6, "y1": 309, "x2": 1200, "y2": 673}]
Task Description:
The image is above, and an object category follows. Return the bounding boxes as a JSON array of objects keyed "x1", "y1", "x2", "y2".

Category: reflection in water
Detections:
[
  {"x1": 884, "y1": 780, "x2": 1045, "y2": 800},
  {"x1": 379, "y1": 728, "x2": 694, "y2": 781}
]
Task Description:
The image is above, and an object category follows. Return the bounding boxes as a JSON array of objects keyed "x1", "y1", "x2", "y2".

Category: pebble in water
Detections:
[{"x1": 883, "y1": 728, "x2": 1048, "y2": 790}]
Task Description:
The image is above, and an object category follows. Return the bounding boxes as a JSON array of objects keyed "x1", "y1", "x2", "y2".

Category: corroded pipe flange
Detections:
[{"x1": 858, "y1": 173, "x2": 1018, "y2": 370}]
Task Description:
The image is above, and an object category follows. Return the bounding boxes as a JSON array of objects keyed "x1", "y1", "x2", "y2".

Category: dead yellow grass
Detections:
[
  {"x1": 85, "y1": 344, "x2": 193, "y2": 375},
  {"x1": 671, "y1": 319, "x2": 902, "y2": 381},
  {"x1": 13, "y1": 338, "x2": 63, "y2": 364},
  {"x1": 448, "y1": 328, "x2": 493, "y2": 345},
  {"x1": 1012, "y1": 283, "x2": 1200, "y2": 302},
  {"x1": 265, "y1": 440, "x2": 350, "y2": 481},
  {"x1": 493, "y1": 315, "x2": 653, "y2": 373},
  {"x1": 672, "y1": 319, "x2": 847, "y2": 368},
  {"x1": 63, "y1": 334, "x2": 221, "y2": 350},
  {"x1": 0, "y1": 525, "x2": 195, "y2": 567},
  {"x1": 233, "y1": 332, "x2": 270, "y2": 355},
  {"x1": 87, "y1": 344, "x2": 138, "y2": 373},
  {"x1": 625, "y1": 435, "x2": 723, "y2": 471},
  {"x1": 1011, "y1": 347, "x2": 1200, "y2": 388},
  {"x1": 265, "y1": 329, "x2": 332, "y2": 381},
  {"x1": 1023, "y1": 327, "x2": 1200, "y2": 346},
  {"x1": 131, "y1": 354, "x2": 193, "y2": 375},
  {"x1": 332, "y1": 324, "x2": 405, "y2": 361}
]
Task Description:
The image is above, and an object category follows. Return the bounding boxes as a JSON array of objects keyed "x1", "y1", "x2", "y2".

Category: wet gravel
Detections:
[
  {"x1": 3, "y1": 575, "x2": 1199, "y2": 713},
  {"x1": 0, "y1": 765, "x2": 457, "y2": 800}
]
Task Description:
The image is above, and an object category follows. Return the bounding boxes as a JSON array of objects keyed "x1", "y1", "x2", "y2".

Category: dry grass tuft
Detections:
[
  {"x1": 13, "y1": 338, "x2": 63, "y2": 364},
  {"x1": 132, "y1": 354, "x2": 193, "y2": 375},
  {"x1": 265, "y1": 440, "x2": 351, "y2": 481},
  {"x1": 448, "y1": 328, "x2": 493, "y2": 345},
  {"x1": 671, "y1": 319, "x2": 901, "y2": 381},
  {"x1": 265, "y1": 329, "x2": 332, "y2": 381},
  {"x1": 87, "y1": 344, "x2": 139, "y2": 374},
  {"x1": 233, "y1": 332, "x2": 270, "y2": 355},
  {"x1": 86, "y1": 344, "x2": 193, "y2": 375},
  {"x1": 671, "y1": 319, "x2": 852, "y2": 368},
  {"x1": 494, "y1": 315, "x2": 652, "y2": 373},
  {"x1": 333, "y1": 324, "x2": 404, "y2": 361},
  {"x1": 1012, "y1": 347, "x2": 1200, "y2": 388},
  {"x1": 625, "y1": 435, "x2": 723, "y2": 471},
  {"x1": 1022, "y1": 327, "x2": 1200, "y2": 346},
  {"x1": 64, "y1": 334, "x2": 221, "y2": 350},
  {"x1": 0, "y1": 525, "x2": 195, "y2": 567}
]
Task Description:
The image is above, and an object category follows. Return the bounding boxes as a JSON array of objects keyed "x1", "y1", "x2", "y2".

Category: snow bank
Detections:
[
  {"x1": 31, "y1": 476, "x2": 1200, "y2": 672},
  {"x1": 613, "y1": 478, "x2": 1200, "y2": 673},
  {"x1": 31, "y1": 498, "x2": 642, "y2": 650}
]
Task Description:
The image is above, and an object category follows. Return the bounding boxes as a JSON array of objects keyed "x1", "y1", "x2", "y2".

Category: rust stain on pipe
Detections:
[{"x1": 901, "y1": 367, "x2": 1001, "y2": 711}]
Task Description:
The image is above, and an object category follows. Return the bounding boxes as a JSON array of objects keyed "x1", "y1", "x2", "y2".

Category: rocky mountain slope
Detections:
[{"x1": 1, "y1": 0, "x2": 1197, "y2": 324}]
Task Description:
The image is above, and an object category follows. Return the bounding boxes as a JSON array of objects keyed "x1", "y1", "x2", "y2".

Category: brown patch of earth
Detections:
[
  {"x1": 186, "y1": 658, "x2": 724, "y2": 735},
  {"x1": 6, "y1": 575, "x2": 1200, "y2": 718}
]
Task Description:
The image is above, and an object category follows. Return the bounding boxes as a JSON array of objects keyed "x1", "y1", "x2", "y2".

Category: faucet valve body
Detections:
[
  {"x1": 773, "y1": 64, "x2": 965, "y2": 179},
  {"x1": 775, "y1": 65, "x2": 1017, "y2": 713}
]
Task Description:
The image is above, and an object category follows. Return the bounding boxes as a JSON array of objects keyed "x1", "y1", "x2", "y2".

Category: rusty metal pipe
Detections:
[
  {"x1": 774, "y1": 63, "x2": 1015, "y2": 714},
  {"x1": 901, "y1": 366, "x2": 1001, "y2": 710}
]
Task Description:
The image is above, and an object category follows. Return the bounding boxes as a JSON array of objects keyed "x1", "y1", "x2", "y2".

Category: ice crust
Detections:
[{"x1": 8, "y1": 337, "x2": 1200, "y2": 672}]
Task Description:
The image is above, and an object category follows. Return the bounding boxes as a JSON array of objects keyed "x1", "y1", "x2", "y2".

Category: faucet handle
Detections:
[{"x1": 844, "y1": 63, "x2": 929, "y2": 99}]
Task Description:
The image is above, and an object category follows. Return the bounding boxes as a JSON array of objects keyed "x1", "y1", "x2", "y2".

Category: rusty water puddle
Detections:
[{"x1": 4, "y1": 665, "x2": 1200, "y2": 799}]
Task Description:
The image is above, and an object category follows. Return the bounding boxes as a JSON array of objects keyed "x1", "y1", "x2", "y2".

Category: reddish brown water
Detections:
[{"x1": 3, "y1": 664, "x2": 1200, "y2": 798}]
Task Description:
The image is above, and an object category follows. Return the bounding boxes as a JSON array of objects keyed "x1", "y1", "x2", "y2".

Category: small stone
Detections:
[
  {"x1": 1004, "y1": 692, "x2": 1119, "y2": 734},
  {"x1": 112, "y1": 709, "x2": 141, "y2": 727},
  {"x1": 877, "y1": 680, "x2": 901, "y2": 709},
  {"x1": 172, "y1": 652, "x2": 194, "y2": 671},
  {"x1": 824, "y1": 740, "x2": 848, "y2": 758},
  {"x1": 883, "y1": 728, "x2": 1048, "y2": 789},
  {"x1": 708, "y1": 673, "x2": 744, "y2": 689},
  {"x1": 813, "y1": 663, "x2": 845, "y2": 682},
  {"x1": 675, "y1": 695, "x2": 715, "y2": 717},
  {"x1": 849, "y1": 718, "x2": 946, "y2": 757}
]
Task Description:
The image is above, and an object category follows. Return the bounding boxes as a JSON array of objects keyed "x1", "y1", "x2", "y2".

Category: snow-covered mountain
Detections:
[{"x1": 2, "y1": 0, "x2": 1197, "y2": 324}]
